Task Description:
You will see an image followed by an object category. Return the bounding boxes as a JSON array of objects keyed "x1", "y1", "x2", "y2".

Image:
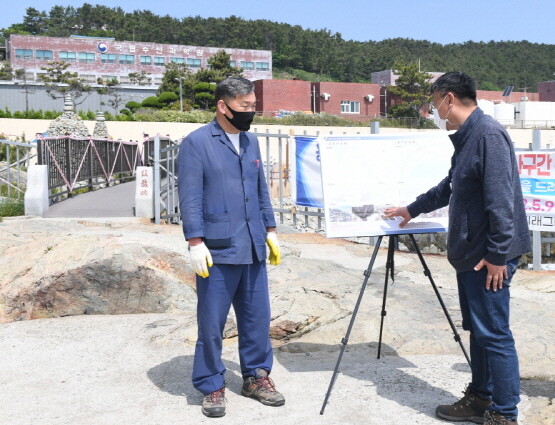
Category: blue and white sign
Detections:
[
  {"x1": 293, "y1": 137, "x2": 324, "y2": 208},
  {"x1": 97, "y1": 42, "x2": 108, "y2": 53}
]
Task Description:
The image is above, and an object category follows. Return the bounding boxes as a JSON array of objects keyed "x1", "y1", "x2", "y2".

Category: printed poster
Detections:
[{"x1": 319, "y1": 133, "x2": 453, "y2": 237}]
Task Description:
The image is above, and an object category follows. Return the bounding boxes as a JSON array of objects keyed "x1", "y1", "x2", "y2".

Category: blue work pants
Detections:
[
  {"x1": 457, "y1": 256, "x2": 521, "y2": 420},
  {"x1": 192, "y1": 260, "x2": 273, "y2": 395}
]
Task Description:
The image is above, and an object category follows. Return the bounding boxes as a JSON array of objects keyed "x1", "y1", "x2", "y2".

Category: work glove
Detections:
[
  {"x1": 266, "y1": 232, "x2": 281, "y2": 266},
  {"x1": 189, "y1": 242, "x2": 213, "y2": 278}
]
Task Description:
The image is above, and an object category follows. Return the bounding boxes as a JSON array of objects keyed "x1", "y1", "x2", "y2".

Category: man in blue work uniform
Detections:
[
  {"x1": 385, "y1": 72, "x2": 530, "y2": 425},
  {"x1": 177, "y1": 76, "x2": 284, "y2": 418}
]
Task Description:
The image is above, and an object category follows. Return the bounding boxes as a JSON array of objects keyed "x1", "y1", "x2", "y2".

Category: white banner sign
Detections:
[
  {"x1": 319, "y1": 132, "x2": 453, "y2": 238},
  {"x1": 517, "y1": 151, "x2": 555, "y2": 231}
]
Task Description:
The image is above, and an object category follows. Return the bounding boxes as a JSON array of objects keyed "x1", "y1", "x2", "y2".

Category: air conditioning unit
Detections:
[
  {"x1": 366, "y1": 94, "x2": 374, "y2": 102},
  {"x1": 321, "y1": 93, "x2": 331, "y2": 100}
]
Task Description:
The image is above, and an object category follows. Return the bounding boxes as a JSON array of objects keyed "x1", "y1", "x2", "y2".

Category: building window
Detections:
[
  {"x1": 154, "y1": 57, "x2": 165, "y2": 66},
  {"x1": 140, "y1": 56, "x2": 152, "y2": 65},
  {"x1": 35, "y1": 50, "x2": 53, "y2": 60},
  {"x1": 187, "y1": 58, "x2": 202, "y2": 68},
  {"x1": 101, "y1": 75, "x2": 118, "y2": 83},
  {"x1": 15, "y1": 49, "x2": 33, "y2": 59},
  {"x1": 60, "y1": 51, "x2": 76, "y2": 62},
  {"x1": 119, "y1": 54, "x2": 134, "y2": 64},
  {"x1": 240, "y1": 61, "x2": 254, "y2": 70},
  {"x1": 340, "y1": 101, "x2": 360, "y2": 114},
  {"x1": 255, "y1": 62, "x2": 269, "y2": 71},
  {"x1": 100, "y1": 53, "x2": 116, "y2": 63},
  {"x1": 230, "y1": 61, "x2": 236, "y2": 67},
  {"x1": 79, "y1": 74, "x2": 96, "y2": 83},
  {"x1": 170, "y1": 57, "x2": 184, "y2": 64},
  {"x1": 79, "y1": 52, "x2": 95, "y2": 63}
]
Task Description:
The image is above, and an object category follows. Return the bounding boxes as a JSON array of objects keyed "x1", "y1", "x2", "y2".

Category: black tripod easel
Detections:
[{"x1": 320, "y1": 233, "x2": 471, "y2": 415}]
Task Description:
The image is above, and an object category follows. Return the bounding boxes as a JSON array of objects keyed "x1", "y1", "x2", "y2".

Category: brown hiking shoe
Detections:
[
  {"x1": 484, "y1": 411, "x2": 519, "y2": 425},
  {"x1": 242, "y1": 368, "x2": 285, "y2": 406},
  {"x1": 201, "y1": 387, "x2": 226, "y2": 418},
  {"x1": 436, "y1": 385, "x2": 492, "y2": 423}
]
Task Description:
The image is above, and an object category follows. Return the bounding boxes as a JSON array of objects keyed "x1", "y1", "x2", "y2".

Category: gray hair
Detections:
[{"x1": 215, "y1": 76, "x2": 254, "y2": 102}]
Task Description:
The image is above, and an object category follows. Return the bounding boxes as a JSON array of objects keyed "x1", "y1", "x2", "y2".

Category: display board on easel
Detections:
[{"x1": 318, "y1": 132, "x2": 454, "y2": 238}]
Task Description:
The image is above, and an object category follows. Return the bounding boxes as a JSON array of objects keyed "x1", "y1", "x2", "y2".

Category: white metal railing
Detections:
[{"x1": 0, "y1": 139, "x2": 35, "y2": 199}]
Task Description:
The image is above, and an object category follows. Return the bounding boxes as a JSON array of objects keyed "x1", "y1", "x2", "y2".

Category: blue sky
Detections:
[{"x1": 0, "y1": 0, "x2": 552, "y2": 45}]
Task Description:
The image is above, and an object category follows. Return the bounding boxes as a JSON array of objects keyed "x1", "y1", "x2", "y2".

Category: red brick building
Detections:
[
  {"x1": 538, "y1": 81, "x2": 555, "y2": 102},
  {"x1": 253, "y1": 79, "x2": 381, "y2": 120},
  {"x1": 314, "y1": 82, "x2": 381, "y2": 119},
  {"x1": 7, "y1": 34, "x2": 272, "y2": 85},
  {"x1": 253, "y1": 79, "x2": 312, "y2": 115}
]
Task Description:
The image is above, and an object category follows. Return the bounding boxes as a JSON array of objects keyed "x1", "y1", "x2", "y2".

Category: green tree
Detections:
[
  {"x1": 22, "y1": 7, "x2": 47, "y2": 35},
  {"x1": 206, "y1": 50, "x2": 243, "y2": 81},
  {"x1": 192, "y1": 82, "x2": 216, "y2": 110},
  {"x1": 128, "y1": 70, "x2": 151, "y2": 86},
  {"x1": 0, "y1": 61, "x2": 13, "y2": 80},
  {"x1": 388, "y1": 60, "x2": 432, "y2": 119},
  {"x1": 96, "y1": 77, "x2": 127, "y2": 113},
  {"x1": 14, "y1": 68, "x2": 35, "y2": 112},
  {"x1": 125, "y1": 100, "x2": 142, "y2": 112},
  {"x1": 37, "y1": 60, "x2": 93, "y2": 106},
  {"x1": 141, "y1": 96, "x2": 162, "y2": 109},
  {"x1": 158, "y1": 62, "x2": 190, "y2": 94}
]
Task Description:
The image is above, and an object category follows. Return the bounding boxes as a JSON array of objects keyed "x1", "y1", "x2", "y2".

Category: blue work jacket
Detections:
[{"x1": 177, "y1": 120, "x2": 276, "y2": 264}]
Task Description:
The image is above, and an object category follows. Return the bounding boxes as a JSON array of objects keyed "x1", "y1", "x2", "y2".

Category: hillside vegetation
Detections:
[{"x1": 2, "y1": 5, "x2": 554, "y2": 90}]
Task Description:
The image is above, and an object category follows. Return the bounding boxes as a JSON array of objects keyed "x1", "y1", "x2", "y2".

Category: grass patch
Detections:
[{"x1": 0, "y1": 197, "x2": 25, "y2": 218}]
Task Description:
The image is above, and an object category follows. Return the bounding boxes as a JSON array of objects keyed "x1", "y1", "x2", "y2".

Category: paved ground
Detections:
[{"x1": 44, "y1": 181, "x2": 135, "y2": 218}]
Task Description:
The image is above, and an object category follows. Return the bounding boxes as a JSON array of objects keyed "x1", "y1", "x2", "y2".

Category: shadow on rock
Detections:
[
  {"x1": 521, "y1": 379, "x2": 555, "y2": 398},
  {"x1": 277, "y1": 341, "x2": 462, "y2": 420},
  {"x1": 146, "y1": 355, "x2": 245, "y2": 405}
]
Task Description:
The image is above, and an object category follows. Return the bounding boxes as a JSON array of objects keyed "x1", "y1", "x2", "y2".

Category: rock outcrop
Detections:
[{"x1": 1, "y1": 216, "x2": 554, "y2": 380}]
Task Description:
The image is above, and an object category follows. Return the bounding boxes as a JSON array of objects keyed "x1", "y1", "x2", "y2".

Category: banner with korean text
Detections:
[
  {"x1": 517, "y1": 151, "x2": 555, "y2": 231},
  {"x1": 291, "y1": 136, "x2": 324, "y2": 208},
  {"x1": 318, "y1": 133, "x2": 453, "y2": 238}
]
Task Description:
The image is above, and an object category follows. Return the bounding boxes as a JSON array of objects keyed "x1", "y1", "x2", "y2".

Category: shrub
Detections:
[
  {"x1": 0, "y1": 197, "x2": 24, "y2": 217},
  {"x1": 125, "y1": 101, "x2": 142, "y2": 112},
  {"x1": 142, "y1": 96, "x2": 163, "y2": 109},
  {"x1": 158, "y1": 91, "x2": 179, "y2": 104}
]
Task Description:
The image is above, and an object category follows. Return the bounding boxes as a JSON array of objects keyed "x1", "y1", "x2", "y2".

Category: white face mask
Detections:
[
  {"x1": 432, "y1": 94, "x2": 451, "y2": 130},
  {"x1": 433, "y1": 108, "x2": 447, "y2": 130}
]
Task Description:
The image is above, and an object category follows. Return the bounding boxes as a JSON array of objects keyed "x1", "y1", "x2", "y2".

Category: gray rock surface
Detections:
[{"x1": 0, "y1": 216, "x2": 553, "y2": 424}]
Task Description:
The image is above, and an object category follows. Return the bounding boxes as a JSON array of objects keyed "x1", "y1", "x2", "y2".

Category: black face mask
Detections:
[{"x1": 224, "y1": 102, "x2": 256, "y2": 131}]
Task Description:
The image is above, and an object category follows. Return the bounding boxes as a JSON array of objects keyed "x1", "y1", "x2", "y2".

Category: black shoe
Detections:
[
  {"x1": 201, "y1": 387, "x2": 226, "y2": 418},
  {"x1": 242, "y1": 368, "x2": 285, "y2": 406},
  {"x1": 483, "y1": 411, "x2": 519, "y2": 425},
  {"x1": 436, "y1": 385, "x2": 492, "y2": 423}
]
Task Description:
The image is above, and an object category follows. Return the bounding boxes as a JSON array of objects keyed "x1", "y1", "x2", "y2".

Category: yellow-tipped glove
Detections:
[
  {"x1": 266, "y1": 232, "x2": 281, "y2": 266},
  {"x1": 189, "y1": 242, "x2": 213, "y2": 278}
]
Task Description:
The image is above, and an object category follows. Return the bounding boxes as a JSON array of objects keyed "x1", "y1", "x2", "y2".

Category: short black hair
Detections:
[
  {"x1": 214, "y1": 76, "x2": 254, "y2": 102},
  {"x1": 430, "y1": 71, "x2": 477, "y2": 104}
]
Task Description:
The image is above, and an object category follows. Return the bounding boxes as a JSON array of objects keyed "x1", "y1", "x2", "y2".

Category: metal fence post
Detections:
[{"x1": 153, "y1": 135, "x2": 161, "y2": 224}]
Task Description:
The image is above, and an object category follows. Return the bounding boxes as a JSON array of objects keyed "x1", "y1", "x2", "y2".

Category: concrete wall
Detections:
[
  {"x1": 2, "y1": 118, "x2": 553, "y2": 150},
  {"x1": 0, "y1": 82, "x2": 157, "y2": 114}
]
